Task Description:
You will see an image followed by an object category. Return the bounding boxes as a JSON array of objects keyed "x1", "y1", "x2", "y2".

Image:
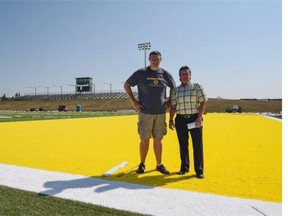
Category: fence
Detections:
[{"x1": 16, "y1": 90, "x2": 138, "y2": 101}]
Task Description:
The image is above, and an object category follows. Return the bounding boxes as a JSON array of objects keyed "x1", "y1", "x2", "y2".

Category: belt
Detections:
[{"x1": 178, "y1": 114, "x2": 196, "y2": 119}]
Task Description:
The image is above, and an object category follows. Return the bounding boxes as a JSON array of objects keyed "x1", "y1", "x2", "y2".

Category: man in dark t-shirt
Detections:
[{"x1": 124, "y1": 50, "x2": 176, "y2": 174}]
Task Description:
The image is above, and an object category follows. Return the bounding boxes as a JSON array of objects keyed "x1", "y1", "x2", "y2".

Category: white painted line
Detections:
[
  {"x1": 262, "y1": 115, "x2": 282, "y2": 122},
  {"x1": 0, "y1": 163, "x2": 281, "y2": 216},
  {"x1": 102, "y1": 161, "x2": 128, "y2": 177},
  {"x1": 0, "y1": 116, "x2": 12, "y2": 119}
]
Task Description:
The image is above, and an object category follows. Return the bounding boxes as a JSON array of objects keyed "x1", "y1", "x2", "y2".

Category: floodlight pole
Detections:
[
  {"x1": 26, "y1": 86, "x2": 37, "y2": 96},
  {"x1": 39, "y1": 86, "x2": 49, "y2": 95},
  {"x1": 138, "y1": 42, "x2": 151, "y2": 67},
  {"x1": 67, "y1": 84, "x2": 77, "y2": 94},
  {"x1": 103, "y1": 82, "x2": 112, "y2": 93},
  {"x1": 53, "y1": 85, "x2": 63, "y2": 99}
]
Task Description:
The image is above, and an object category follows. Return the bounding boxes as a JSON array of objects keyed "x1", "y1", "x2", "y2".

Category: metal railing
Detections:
[{"x1": 18, "y1": 90, "x2": 138, "y2": 101}]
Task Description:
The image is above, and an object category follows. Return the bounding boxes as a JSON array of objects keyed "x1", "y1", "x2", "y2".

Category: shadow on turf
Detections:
[
  {"x1": 39, "y1": 170, "x2": 197, "y2": 197},
  {"x1": 111, "y1": 169, "x2": 199, "y2": 188},
  {"x1": 39, "y1": 176, "x2": 151, "y2": 196}
]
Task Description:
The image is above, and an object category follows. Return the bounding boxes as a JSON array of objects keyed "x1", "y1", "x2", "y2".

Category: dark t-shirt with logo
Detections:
[{"x1": 126, "y1": 67, "x2": 176, "y2": 114}]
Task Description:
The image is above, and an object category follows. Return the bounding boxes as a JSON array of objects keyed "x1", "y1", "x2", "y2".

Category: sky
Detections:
[{"x1": 0, "y1": 0, "x2": 282, "y2": 99}]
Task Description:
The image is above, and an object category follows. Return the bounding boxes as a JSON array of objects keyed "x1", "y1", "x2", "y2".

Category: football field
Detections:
[{"x1": 0, "y1": 113, "x2": 281, "y2": 203}]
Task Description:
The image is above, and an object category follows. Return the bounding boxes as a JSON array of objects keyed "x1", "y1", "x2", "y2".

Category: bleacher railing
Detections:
[{"x1": 17, "y1": 90, "x2": 138, "y2": 101}]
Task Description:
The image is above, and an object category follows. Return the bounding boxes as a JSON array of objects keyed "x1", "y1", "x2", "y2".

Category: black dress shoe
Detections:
[
  {"x1": 177, "y1": 169, "x2": 189, "y2": 175},
  {"x1": 196, "y1": 174, "x2": 204, "y2": 179},
  {"x1": 177, "y1": 171, "x2": 186, "y2": 175}
]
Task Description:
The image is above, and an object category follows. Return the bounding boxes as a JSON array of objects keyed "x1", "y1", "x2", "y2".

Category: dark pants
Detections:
[{"x1": 175, "y1": 114, "x2": 204, "y2": 175}]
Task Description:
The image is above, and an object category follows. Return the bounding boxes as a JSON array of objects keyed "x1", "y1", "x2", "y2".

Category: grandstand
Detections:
[
  {"x1": 14, "y1": 76, "x2": 139, "y2": 101},
  {"x1": 16, "y1": 90, "x2": 138, "y2": 101}
]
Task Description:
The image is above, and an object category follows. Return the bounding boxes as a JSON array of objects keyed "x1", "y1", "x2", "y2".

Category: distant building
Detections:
[{"x1": 75, "y1": 77, "x2": 93, "y2": 93}]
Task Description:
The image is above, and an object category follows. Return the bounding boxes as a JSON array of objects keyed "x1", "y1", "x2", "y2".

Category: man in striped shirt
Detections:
[{"x1": 169, "y1": 66, "x2": 208, "y2": 178}]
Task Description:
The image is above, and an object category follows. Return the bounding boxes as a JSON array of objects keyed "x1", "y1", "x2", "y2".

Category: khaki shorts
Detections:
[{"x1": 137, "y1": 113, "x2": 167, "y2": 140}]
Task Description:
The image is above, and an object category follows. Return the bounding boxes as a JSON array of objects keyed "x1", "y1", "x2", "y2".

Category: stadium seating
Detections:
[{"x1": 17, "y1": 91, "x2": 138, "y2": 101}]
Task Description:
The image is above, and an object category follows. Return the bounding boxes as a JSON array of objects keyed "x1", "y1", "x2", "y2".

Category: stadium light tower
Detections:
[
  {"x1": 39, "y1": 86, "x2": 49, "y2": 95},
  {"x1": 93, "y1": 84, "x2": 95, "y2": 94},
  {"x1": 26, "y1": 86, "x2": 37, "y2": 96},
  {"x1": 138, "y1": 42, "x2": 151, "y2": 67},
  {"x1": 103, "y1": 82, "x2": 112, "y2": 93},
  {"x1": 53, "y1": 85, "x2": 63, "y2": 99}
]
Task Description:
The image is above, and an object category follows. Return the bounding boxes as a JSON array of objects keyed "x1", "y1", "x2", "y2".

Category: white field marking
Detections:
[
  {"x1": 102, "y1": 161, "x2": 128, "y2": 177},
  {"x1": 261, "y1": 115, "x2": 282, "y2": 122},
  {"x1": 116, "y1": 164, "x2": 139, "y2": 177},
  {"x1": 0, "y1": 163, "x2": 281, "y2": 216},
  {"x1": 0, "y1": 116, "x2": 12, "y2": 119}
]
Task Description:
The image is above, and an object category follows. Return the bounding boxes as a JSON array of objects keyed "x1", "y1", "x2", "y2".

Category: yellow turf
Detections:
[{"x1": 0, "y1": 113, "x2": 281, "y2": 202}]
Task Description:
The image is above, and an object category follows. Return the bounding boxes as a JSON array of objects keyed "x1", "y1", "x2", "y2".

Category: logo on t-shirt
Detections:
[{"x1": 147, "y1": 77, "x2": 163, "y2": 86}]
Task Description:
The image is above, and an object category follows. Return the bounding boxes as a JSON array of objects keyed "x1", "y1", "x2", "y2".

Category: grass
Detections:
[
  {"x1": 0, "y1": 98, "x2": 282, "y2": 113},
  {"x1": 0, "y1": 185, "x2": 147, "y2": 216},
  {"x1": 0, "y1": 110, "x2": 136, "y2": 122}
]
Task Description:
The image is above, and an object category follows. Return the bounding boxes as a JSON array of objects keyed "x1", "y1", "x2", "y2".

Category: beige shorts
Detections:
[{"x1": 137, "y1": 113, "x2": 167, "y2": 140}]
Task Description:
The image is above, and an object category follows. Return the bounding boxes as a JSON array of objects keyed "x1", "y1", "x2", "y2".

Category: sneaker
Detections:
[
  {"x1": 136, "y1": 163, "x2": 145, "y2": 174},
  {"x1": 156, "y1": 164, "x2": 170, "y2": 174}
]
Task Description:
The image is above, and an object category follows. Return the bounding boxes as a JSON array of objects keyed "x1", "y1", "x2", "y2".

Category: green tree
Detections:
[{"x1": 2, "y1": 94, "x2": 8, "y2": 101}]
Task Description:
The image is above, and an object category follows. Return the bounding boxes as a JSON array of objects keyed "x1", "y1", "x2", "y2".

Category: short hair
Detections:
[
  {"x1": 179, "y1": 66, "x2": 191, "y2": 76},
  {"x1": 149, "y1": 50, "x2": 162, "y2": 59}
]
